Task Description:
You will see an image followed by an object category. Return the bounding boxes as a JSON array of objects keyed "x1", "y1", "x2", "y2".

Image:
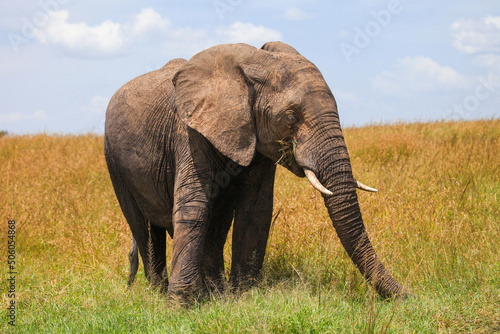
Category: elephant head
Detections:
[{"x1": 172, "y1": 42, "x2": 408, "y2": 299}]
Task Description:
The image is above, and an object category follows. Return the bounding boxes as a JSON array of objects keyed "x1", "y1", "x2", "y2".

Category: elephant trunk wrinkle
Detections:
[
  {"x1": 316, "y1": 150, "x2": 407, "y2": 298},
  {"x1": 304, "y1": 169, "x2": 332, "y2": 195},
  {"x1": 325, "y1": 193, "x2": 405, "y2": 298}
]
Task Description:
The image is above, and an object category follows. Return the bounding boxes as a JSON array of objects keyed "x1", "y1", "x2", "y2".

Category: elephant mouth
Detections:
[
  {"x1": 276, "y1": 139, "x2": 305, "y2": 177},
  {"x1": 275, "y1": 139, "x2": 376, "y2": 195},
  {"x1": 276, "y1": 139, "x2": 296, "y2": 166}
]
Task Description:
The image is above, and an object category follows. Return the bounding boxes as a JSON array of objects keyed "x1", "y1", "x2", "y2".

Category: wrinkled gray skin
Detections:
[{"x1": 104, "y1": 42, "x2": 410, "y2": 303}]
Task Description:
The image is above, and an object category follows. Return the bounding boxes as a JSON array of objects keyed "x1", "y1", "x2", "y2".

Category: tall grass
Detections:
[{"x1": 1, "y1": 120, "x2": 499, "y2": 333}]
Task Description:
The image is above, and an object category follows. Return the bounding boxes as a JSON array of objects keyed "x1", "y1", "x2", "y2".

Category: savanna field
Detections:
[{"x1": 1, "y1": 120, "x2": 499, "y2": 333}]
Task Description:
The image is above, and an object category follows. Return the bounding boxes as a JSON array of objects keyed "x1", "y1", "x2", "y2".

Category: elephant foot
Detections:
[
  {"x1": 373, "y1": 281, "x2": 414, "y2": 301},
  {"x1": 202, "y1": 275, "x2": 228, "y2": 296},
  {"x1": 229, "y1": 273, "x2": 260, "y2": 292},
  {"x1": 392, "y1": 290, "x2": 414, "y2": 301},
  {"x1": 145, "y1": 269, "x2": 169, "y2": 293},
  {"x1": 167, "y1": 281, "x2": 205, "y2": 306}
]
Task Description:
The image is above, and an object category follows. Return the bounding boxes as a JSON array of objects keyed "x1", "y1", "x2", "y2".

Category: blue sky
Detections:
[{"x1": 1, "y1": 0, "x2": 499, "y2": 134}]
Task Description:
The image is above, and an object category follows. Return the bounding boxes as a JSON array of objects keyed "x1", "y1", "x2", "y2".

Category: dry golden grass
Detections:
[
  {"x1": 0, "y1": 120, "x2": 498, "y2": 332},
  {"x1": 269, "y1": 120, "x2": 498, "y2": 289},
  {"x1": 0, "y1": 135, "x2": 130, "y2": 290}
]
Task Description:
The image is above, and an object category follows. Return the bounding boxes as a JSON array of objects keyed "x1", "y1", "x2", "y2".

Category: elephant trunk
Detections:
[
  {"x1": 324, "y1": 188, "x2": 405, "y2": 298},
  {"x1": 309, "y1": 134, "x2": 408, "y2": 299}
]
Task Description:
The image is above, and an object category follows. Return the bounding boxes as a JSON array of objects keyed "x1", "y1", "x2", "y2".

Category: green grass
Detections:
[{"x1": 1, "y1": 120, "x2": 499, "y2": 333}]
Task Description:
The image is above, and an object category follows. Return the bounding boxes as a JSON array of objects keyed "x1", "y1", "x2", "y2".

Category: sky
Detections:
[{"x1": 1, "y1": 0, "x2": 499, "y2": 134}]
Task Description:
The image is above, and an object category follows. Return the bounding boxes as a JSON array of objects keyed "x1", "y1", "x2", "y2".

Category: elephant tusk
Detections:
[
  {"x1": 304, "y1": 169, "x2": 333, "y2": 196},
  {"x1": 355, "y1": 179, "x2": 378, "y2": 192}
]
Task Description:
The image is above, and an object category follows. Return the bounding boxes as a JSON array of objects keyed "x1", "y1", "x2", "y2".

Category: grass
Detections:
[{"x1": 1, "y1": 120, "x2": 499, "y2": 333}]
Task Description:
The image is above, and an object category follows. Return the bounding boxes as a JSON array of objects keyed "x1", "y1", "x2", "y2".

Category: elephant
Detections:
[{"x1": 104, "y1": 41, "x2": 410, "y2": 303}]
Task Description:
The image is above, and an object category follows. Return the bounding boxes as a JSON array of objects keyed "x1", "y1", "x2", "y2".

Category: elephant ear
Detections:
[
  {"x1": 261, "y1": 41, "x2": 301, "y2": 55},
  {"x1": 173, "y1": 44, "x2": 265, "y2": 167}
]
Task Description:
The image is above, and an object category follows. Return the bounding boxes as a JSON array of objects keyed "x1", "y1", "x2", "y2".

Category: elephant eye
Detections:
[{"x1": 284, "y1": 111, "x2": 298, "y2": 126}]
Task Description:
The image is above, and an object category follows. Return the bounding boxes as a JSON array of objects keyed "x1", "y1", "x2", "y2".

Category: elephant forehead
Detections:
[
  {"x1": 286, "y1": 69, "x2": 327, "y2": 97},
  {"x1": 275, "y1": 74, "x2": 332, "y2": 106},
  {"x1": 293, "y1": 65, "x2": 326, "y2": 88}
]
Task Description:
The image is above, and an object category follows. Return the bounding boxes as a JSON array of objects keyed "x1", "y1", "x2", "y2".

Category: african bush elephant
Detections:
[{"x1": 104, "y1": 41, "x2": 409, "y2": 303}]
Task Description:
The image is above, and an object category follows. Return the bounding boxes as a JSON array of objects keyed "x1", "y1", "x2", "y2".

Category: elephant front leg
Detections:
[
  {"x1": 201, "y1": 207, "x2": 234, "y2": 294},
  {"x1": 230, "y1": 156, "x2": 276, "y2": 288},
  {"x1": 168, "y1": 205, "x2": 209, "y2": 303}
]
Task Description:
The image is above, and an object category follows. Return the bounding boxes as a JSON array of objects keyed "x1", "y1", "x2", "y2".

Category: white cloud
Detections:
[
  {"x1": 451, "y1": 15, "x2": 500, "y2": 55},
  {"x1": 128, "y1": 7, "x2": 171, "y2": 38},
  {"x1": 0, "y1": 110, "x2": 48, "y2": 124},
  {"x1": 31, "y1": 8, "x2": 281, "y2": 58},
  {"x1": 372, "y1": 56, "x2": 469, "y2": 96},
  {"x1": 33, "y1": 10, "x2": 126, "y2": 57},
  {"x1": 472, "y1": 53, "x2": 500, "y2": 72},
  {"x1": 31, "y1": 8, "x2": 201, "y2": 58},
  {"x1": 83, "y1": 96, "x2": 110, "y2": 115},
  {"x1": 216, "y1": 22, "x2": 282, "y2": 46},
  {"x1": 283, "y1": 7, "x2": 314, "y2": 21}
]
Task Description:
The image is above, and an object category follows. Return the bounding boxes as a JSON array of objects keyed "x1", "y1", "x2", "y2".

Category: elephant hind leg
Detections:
[
  {"x1": 109, "y1": 172, "x2": 167, "y2": 290},
  {"x1": 128, "y1": 238, "x2": 139, "y2": 286},
  {"x1": 137, "y1": 222, "x2": 167, "y2": 291},
  {"x1": 125, "y1": 205, "x2": 167, "y2": 290}
]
